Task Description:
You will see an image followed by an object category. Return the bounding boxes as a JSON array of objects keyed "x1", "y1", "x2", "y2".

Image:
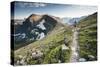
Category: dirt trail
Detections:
[{"x1": 70, "y1": 28, "x2": 80, "y2": 62}]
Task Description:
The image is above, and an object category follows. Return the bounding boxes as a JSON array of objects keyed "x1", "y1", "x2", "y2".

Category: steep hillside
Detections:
[
  {"x1": 14, "y1": 23, "x2": 72, "y2": 65},
  {"x1": 12, "y1": 14, "x2": 73, "y2": 65},
  {"x1": 77, "y1": 12, "x2": 97, "y2": 61}
]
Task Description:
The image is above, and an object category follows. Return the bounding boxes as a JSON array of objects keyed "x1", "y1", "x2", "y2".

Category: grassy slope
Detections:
[
  {"x1": 77, "y1": 12, "x2": 97, "y2": 61},
  {"x1": 14, "y1": 23, "x2": 72, "y2": 64}
]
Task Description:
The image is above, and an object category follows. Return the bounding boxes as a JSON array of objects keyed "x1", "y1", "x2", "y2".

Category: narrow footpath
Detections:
[{"x1": 70, "y1": 28, "x2": 80, "y2": 62}]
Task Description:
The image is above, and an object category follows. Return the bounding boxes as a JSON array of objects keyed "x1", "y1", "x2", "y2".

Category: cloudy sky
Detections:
[{"x1": 12, "y1": 1, "x2": 97, "y2": 19}]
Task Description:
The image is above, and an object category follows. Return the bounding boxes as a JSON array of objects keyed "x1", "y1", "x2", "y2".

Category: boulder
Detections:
[
  {"x1": 32, "y1": 50, "x2": 43, "y2": 59},
  {"x1": 79, "y1": 58, "x2": 86, "y2": 62}
]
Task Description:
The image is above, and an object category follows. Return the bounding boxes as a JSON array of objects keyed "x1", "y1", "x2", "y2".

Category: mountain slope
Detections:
[
  {"x1": 14, "y1": 22, "x2": 72, "y2": 65},
  {"x1": 77, "y1": 12, "x2": 97, "y2": 61},
  {"x1": 13, "y1": 14, "x2": 64, "y2": 50},
  {"x1": 12, "y1": 14, "x2": 73, "y2": 65}
]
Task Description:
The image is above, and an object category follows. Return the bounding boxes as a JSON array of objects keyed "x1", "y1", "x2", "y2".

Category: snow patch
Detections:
[
  {"x1": 14, "y1": 33, "x2": 21, "y2": 36},
  {"x1": 37, "y1": 32, "x2": 45, "y2": 40},
  {"x1": 30, "y1": 37, "x2": 34, "y2": 41},
  {"x1": 14, "y1": 33, "x2": 26, "y2": 39},
  {"x1": 37, "y1": 19, "x2": 46, "y2": 30},
  {"x1": 21, "y1": 33, "x2": 26, "y2": 39}
]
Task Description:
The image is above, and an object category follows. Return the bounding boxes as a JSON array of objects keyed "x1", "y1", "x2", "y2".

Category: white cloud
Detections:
[
  {"x1": 33, "y1": 2, "x2": 47, "y2": 7},
  {"x1": 15, "y1": 2, "x2": 47, "y2": 8}
]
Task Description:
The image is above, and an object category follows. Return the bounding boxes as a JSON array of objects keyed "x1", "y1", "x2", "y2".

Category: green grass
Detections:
[
  {"x1": 78, "y1": 12, "x2": 97, "y2": 61},
  {"x1": 14, "y1": 26, "x2": 72, "y2": 65}
]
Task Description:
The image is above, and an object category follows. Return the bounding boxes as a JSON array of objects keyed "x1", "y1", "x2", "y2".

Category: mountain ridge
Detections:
[{"x1": 13, "y1": 14, "x2": 66, "y2": 50}]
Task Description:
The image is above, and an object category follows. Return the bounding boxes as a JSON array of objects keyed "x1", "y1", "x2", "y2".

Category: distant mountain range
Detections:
[{"x1": 62, "y1": 16, "x2": 87, "y2": 25}]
